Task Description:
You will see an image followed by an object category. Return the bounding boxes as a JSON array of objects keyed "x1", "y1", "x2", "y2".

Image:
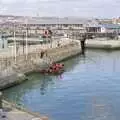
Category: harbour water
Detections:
[{"x1": 3, "y1": 50, "x2": 120, "y2": 120}]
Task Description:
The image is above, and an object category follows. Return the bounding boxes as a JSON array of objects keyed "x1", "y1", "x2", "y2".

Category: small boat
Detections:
[{"x1": 40, "y1": 63, "x2": 64, "y2": 75}]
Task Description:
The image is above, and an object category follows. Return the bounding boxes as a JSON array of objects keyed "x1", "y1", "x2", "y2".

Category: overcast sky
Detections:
[{"x1": 0, "y1": 0, "x2": 119, "y2": 18}]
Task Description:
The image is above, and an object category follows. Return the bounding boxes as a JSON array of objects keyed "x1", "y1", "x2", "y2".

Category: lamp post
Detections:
[
  {"x1": 25, "y1": 18, "x2": 28, "y2": 60},
  {"x1": 13, "y1": 21, "x2": 16, "y2": 64},
  {"x1": 22, "y1": 32, "x2": 25, "y2": 54}
]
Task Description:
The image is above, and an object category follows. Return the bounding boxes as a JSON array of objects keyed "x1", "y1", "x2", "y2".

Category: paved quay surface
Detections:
[
  {"x1": 86, "y1": 39, "x2": 120, "y2": 49},
  {"x1": 0, "y1": 100, "x2": 46, "y2": 120}
]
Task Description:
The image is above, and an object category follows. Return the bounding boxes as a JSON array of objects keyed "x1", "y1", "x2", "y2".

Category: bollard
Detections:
[{"x1": 0, "y1": 92, "x2": 3, "y2": 109}]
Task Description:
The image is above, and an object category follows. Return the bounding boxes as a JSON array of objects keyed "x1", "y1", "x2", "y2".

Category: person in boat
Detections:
[
  {"x1": 48, "y1": 62, "x2": 64, "y2": 71},
  {"x1": 48, "y1": 62, "x2": 55, "y2": 72},
  {"x1": 48, "y1": 67, "x2": 52, "y2": 73},
  {"x1": 55, "y1": 63, "x2": 64, "y2": 69},
  {"x1": 52, "y1": 65, "x2": 60, "y2": 73}
]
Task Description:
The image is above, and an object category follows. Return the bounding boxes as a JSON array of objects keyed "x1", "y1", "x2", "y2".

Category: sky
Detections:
[{"x1": 0, "y1": 0, "x2": 119, "y2": 18}]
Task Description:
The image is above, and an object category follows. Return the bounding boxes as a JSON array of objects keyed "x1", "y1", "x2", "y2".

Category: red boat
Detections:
[{"x1": 40, "y1": 63, "x2": 64, "y2": 75}]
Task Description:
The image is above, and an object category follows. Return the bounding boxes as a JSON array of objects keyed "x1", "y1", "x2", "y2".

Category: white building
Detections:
[
  {"x1": 99, "y1": 24, "x2": 120, "y2": 33},
  {"x1": 112, "y1": 18, "x2": 120, "y2": 25}
]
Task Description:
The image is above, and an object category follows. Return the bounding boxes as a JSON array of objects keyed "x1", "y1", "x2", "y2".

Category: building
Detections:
[
  {"x1": 112, "y1": 18, "x2": 120, "y2": 25},
  {"x1": 97, "y1": 19, "x2": 113, "y2": 24},
  {"x1": 1, "y1": 16, "x2": 109, "y2": 35},
  {"x1": 84, "y1": 19, "x2": 101, "y2": 33},
  {"x1": 21, "y1": 18, "x2": 86, "y2": 31},
  {"x1": 99, "y1": 24, "x2": 120, "y2": 33}
]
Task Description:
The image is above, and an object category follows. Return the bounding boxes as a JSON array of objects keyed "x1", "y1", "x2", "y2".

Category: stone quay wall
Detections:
[{"x1": 0, "y1": 41, "x2": 81, "y2": 90}]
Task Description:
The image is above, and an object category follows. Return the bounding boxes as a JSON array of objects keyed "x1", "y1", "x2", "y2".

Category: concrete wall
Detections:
[
  {"x1": 0, "y1": 41, "x2": 81, "y2": 90},
  {"x1": 86, "y1": 39, "x2": 120, "y2": 49}
]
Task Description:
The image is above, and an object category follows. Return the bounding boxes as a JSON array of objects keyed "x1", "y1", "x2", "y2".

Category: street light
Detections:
[
  {"x1": 22, "y1": 32, "x2": 25, "y2": 54},
  {"x1": 25, "y1": 18, "x2": 28, "y2": 60}
]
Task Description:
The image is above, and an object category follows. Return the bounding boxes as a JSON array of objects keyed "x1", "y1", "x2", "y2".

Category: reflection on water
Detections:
[{"x1": 3, "y1": 50, "x2": 120, "y2": 120}]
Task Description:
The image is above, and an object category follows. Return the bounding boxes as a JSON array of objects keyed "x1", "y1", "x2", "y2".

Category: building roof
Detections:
[
  {"x1": 84, "y1": 19, "x2": 100, "y2": 27},
  {"x1": 99, "y1": 24, "x2": 120, "y2": 29},
  {"x1": 19, "y1": 18, "x2": 100, "y2": 25},
  {"x1": 22, "y1": 18, "x2": 88, "y2": 25},
  {"x1": 0, "y1": 16, "x2": 100, "y2": 26}
]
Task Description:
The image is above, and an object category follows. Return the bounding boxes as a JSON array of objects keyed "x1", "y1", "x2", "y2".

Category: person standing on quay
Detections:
[{"x1": 81, "y1": 33, "x2": 86, "y2": 55}]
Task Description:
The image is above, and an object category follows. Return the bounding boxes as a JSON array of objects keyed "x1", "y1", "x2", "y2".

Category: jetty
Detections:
[
  {"x1": 86, "y1": 38, "x2": 120, "y2": 49},
  {"x1": 0, "y1": 38, "x2": 81, "y2": 90},
  {"x1": 0, "y1": 38, "x2": 81, "y2": 120}
]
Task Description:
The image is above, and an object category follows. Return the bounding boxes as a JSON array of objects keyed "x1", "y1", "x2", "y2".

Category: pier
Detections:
[
  {"x1": 86, "y1": 39, "x2": 120, "y2": 49},
  {"x1": 0, "y1": 38, "x2": 81, "y2": 90},
  {"x1": 0, "y1": 38, "x2": 81, "y2": 120}
]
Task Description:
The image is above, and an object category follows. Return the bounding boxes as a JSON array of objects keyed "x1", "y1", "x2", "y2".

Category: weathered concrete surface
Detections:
[
  {"x1": 0, "y1": 73, "x2": 28, "y2": 90},
  {"x1": 0, "y1": 40, "x2": 81, "y2": 90},
  {"x1": 0, "y1": 100, "x2": 47, "y2": 120},
  {"x1": 86, "y1": 39, "x2": 120, "y2": 49}
]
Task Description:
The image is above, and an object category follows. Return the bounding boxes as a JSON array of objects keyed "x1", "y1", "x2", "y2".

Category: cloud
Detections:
[{"x1": 0, "y1": 0, "x2": 119, "y2": 18}]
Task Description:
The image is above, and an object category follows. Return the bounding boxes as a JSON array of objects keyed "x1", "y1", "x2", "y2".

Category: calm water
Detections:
[{"x1": 3, "y1": 50, "x2": 120, "y2": 120}]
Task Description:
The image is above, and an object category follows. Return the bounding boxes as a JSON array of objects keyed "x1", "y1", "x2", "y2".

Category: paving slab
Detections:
[{"x1": 0, "y1": 100, "x2": 44, "y2": 120}]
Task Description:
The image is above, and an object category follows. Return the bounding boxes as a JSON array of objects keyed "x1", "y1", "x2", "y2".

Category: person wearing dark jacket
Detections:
[{"x1": 81, "y1": 34, "x2": 86, "y2": 55}]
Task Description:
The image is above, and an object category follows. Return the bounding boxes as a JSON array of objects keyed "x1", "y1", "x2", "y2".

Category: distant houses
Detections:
[
  {"x1": 99, "y1": 24, "x2": 120, "y2": 33},
  {"x1": 0, "y1": 16, "x2": 99, "y2": 33},
  {"x1": 0, "y1": 15, "x2": 120, "y2": 37},
  {"x1": 85, "y1": 23, "x2": 120, "y2": 34},
  {"x1": 112, "y1": 17, "x2": 120, "y2": 25}
]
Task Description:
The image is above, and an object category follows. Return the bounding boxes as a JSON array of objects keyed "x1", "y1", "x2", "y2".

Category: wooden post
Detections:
[{"x1": 0, "y1": 92, "x2": 3, "y2": 109}]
